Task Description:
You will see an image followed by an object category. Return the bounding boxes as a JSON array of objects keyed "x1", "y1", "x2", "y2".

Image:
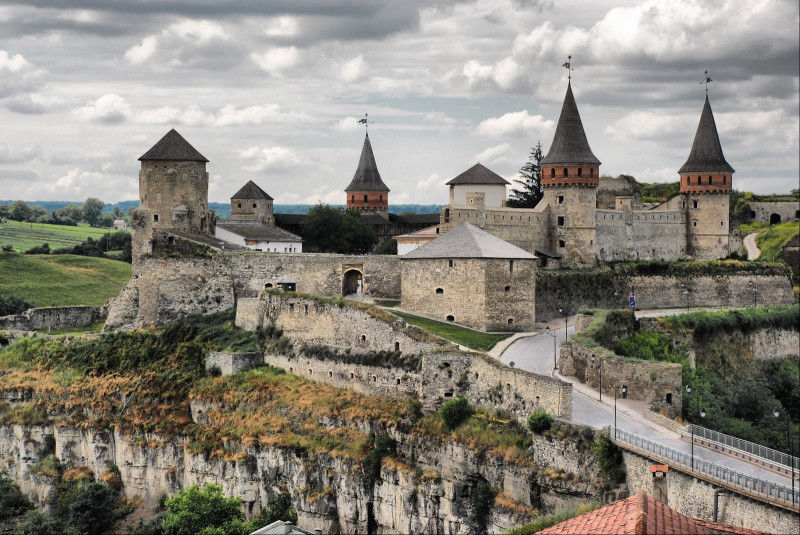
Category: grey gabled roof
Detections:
[
  {"x1": 540, "y1": 82, "x2": 600, "y2": 166},
  {"x1": 401, "y1": 222, "x2": 536, "y2": 259},
  {"x1": 139, "y1": 129, "x2": 209, "y2": 162},
  {"x1": 445, "y1": 163, "x2": 510, "y2": 186},
  {"x1": 232, "y1": 180, "x2": 273, "y2": 200},
  {"x1": 344, "y1": 134, "x2": 390, "y2": 193},
  {"x1": 217, "y1": 222, "x2": 302, "y2": 242},
  {"x1": 678, "y1": 96, "x2": 735, "y2": 174}
]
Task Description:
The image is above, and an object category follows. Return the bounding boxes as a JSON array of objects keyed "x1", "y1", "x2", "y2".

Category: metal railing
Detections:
[
  {"x1": 611, "y1": 427, "x2": 798, "y2": 508},
  {"x1": 690, "y1": 424, "x2": 800, "y2": 472}
]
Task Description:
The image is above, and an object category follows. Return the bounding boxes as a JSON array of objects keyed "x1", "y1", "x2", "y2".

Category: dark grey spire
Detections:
[
  {"x1": 678, "y1": 96, "x2": 734, "y2": 174},
  {"x1": 231, "y1": 180, "x2": 273, "y2": 200},
  {"x1": 344, "y1": 134, "x2": 390, "y2": 193},
  {"x1": 139, "y1": 129, "x2": 209, "y2": 162},
  {"x1": 540, "y1": 83, "x2": 600, "y2": 166}
]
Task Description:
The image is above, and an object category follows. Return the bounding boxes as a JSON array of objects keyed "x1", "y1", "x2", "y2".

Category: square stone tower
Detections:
[{"x1": 230, "y1": 180, "x2": 274, "y2": 225}]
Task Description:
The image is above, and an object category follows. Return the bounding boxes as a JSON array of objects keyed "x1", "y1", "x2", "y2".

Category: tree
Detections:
[
  {"x1": 162, "y1": 484, "x2": 251, "y2": 535},
  {"x1": 66, "y1": 482, "x2": 119, "y2": 535},
  {"x1": 506, "y1": 142, "x2": 544, "y2": 208},
  {"x1": 82, "y1": 198, "x2": 105, "y2": 227},
  {"x1": 300, "y1": 204, "x2": 376, "y2": 254},
  {"x1": 9, "y1": 200, "x2": 32, "y2": 222},
  {"x1": 0, "y1": 473, "x2": 32, "y2": 520}
]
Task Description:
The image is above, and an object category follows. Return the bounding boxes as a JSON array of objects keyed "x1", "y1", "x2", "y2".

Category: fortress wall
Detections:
[
  {"x1": 0, "y1": 305, "x2": 106, "y2": 332},
  {"x1": 484, "y1": 258, "x2": 536, "y2": 331},
  {"x1": 747, "y1": 201, "x2": 800, "y2": 224},
  {"x1": 596, "y1": 176, "x2": 641, "y2": 209},
  {"x1": 535, "y1": 271, "x2": 794, "y2": 321},
  {"x1": 259, "y1": 294, "x2": 449, "y2": 355},
  {"x1": 439, "y1": 206, "x2": 551, "y2": 255},
  {"x1": 596, "y1": 209, "x2": 686, "y2": 262}
]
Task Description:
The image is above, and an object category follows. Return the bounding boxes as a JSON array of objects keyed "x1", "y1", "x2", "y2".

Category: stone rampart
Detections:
[
  {"x1": 747, "y1": 200, "x2": 799, "y2": 224},
  {"x1": 205, "y1": 352, "x2": 264, "y2": 376},
  {"x1": 623, "y1": 450, "x2": 798, "y2": 534},
  {"x1": 558, "y1": 341, "x2": 682, "y2": 418},
  {"x1": 596, "y1": 209, "x2": 686, "y2": 263},
  {"x1": 0, "y1": 305, "x2": 106, "y2": 332}
]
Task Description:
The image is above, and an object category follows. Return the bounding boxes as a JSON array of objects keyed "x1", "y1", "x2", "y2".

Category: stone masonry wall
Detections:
[
  {"x1": 558, "y1": 341, "x2": 682, "y2": 418},
  {"x1": 205, "y1": 352, "x2": 263, "y2": 376},
  {"x1": 623, "y1": 451, "x2": 798, "y2": 534},
  {"x1": 0, "y1": 305, "x2": 106, "y2": 331},
  {"x1": 439, "y1": 204, "x2": 551, "y2": 256},
  {"x1": 596, "y1": 209, "x2": 686, "y2": 263},
  {"x1": 747, "y1": 201, "x2": 800, "y2": 224}
]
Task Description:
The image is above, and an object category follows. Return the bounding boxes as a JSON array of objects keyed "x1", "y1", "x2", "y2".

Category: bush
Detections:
[
  {"x1": 0, "y1": 296, "x2": 33, "y2": 316},
  {"x1": 527, "y1": 410, "x2": 553, "y2": 434},
  {"x1": 162, "y1": 484, "x2": 251, "y2": 535},
  {"x1": 24, "y1": 243, "x2": 50, "y2": 255},
  {"x1": 0, "y1": 332, "x2": 8, "y2": 347},
  {"x1": 253, "y1": 492, "x2": 297, "y2": 527},
  {"x1": 0, "y1": 473, "x2": 32, "y2": 520},
  {"x1": 591, "y1": 434, "x2": 626, "y2": 484},
  {"x1": 1, "y1": 245, "x2": 13, "y2": 252},
  {"x1": 440, "y1": 397, "x2": 473, "y2": 430},
  {"x1": 363, "y1": 433, "x2": 397, "y2": 484}
]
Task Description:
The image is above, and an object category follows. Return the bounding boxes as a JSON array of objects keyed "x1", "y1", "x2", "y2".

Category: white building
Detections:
[
  {"x1": 215, "y1": 221, "x2": 302, "y2": 252},
  {"x1": 446, "y1": 163, "x2": 510, "y2": 208}
]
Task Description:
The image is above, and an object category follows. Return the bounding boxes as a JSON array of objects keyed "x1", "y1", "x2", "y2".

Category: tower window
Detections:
[
  {"x1": 590, "y1": 168, "x2": 594, "y2": 178},
  {"x1": 253, "y1": 203, "x2": 257, "y2": 208},
  {"x1": 557, "y1": 195, "x2": 564, "y2": 205},
  {"x1": 446, "y1": 315, "x2": 455, "y2": 322},
  {"x1": 557, "y1": 216, "x2": 565, "y2": 226},
  {"x1": 363, "y1": 194, "x2": 368, "y2": 203},
  {"x1": 558, "y1": 240, "x2": 565, "y2": 248},
  {"x1": 563, "y1": 168, "x2": 568, "y2": 178},
  {"x1": 351, "y1": 195, "x2": 354, "y2": 203},
  {"x1": 444, "y1": 208, "x2": 450, "y2": 223},
  {"x1": 577, "y1": 168, "x2": 582, "y2": 178},
  {"x1": 435, "y1": 288, "x2": 444, "y2": 295},
  {"x1": 448, "y1": 260, "x2": 454, "y2": 268},
  {"x1": 237, "y1": 203, "x2": 242, "y2": 208},
  {"x1": 693, "y1": 200, "x2": 698, "y2": 209},
  {"x1": 379, "y1": 194, "x2": 383, "y2": 203},
  {"x1": 153, "y1": 214, "x2": 159, "y2": 222},
  {"x1": 708, "y1": 176, "x2": 712, "y2": 185},
  {"x1": 509, "y1": 260, "x2": 514, "y2": 273},
  {"x1": 504, "y1": 285, "x2": 511, "y2": 292},
  {"x1": 551, "y1": 168, "x2": 556, "y2": 179},
  {"x1": 697, "y1": 176, "x2": 701, "y2": 185},
  {"x1": 723, "y1": 176, "x2": 727, "y2": 185}
]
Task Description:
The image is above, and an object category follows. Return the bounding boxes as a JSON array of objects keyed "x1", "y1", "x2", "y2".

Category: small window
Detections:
[
  {"x1": 363, "y1": 195, "x2": 368, "y2": 203},
  {"x1": 446, "y1": 315, "x2": 455, "y2": 322},
  {"x1": 590, "y1": 168, "x2": 594, "y2": 178},
  {"x1": 444, "y1": 208, "x2": 450, "y2": 223},
  {"x1": 395, "y1": 342, "x2": 400, "y2": 351},
  {"x1": 577, "y1": 168, "x2": 582, "y2": 178},
  {"x1": 372, "y1": 375, "x2": 377, "y2": 383},
  {"x1": 558, "y1": 240, "x2": 565, "y2": 248},
  {"x1": 693, "y1": 200, "x2": 698, "y2": 209},
  {"x1": 444, "y1": 391, "x2": 454, "y2": 398},
  {"x1": 506, "y1": 383, "x2": 511, "y2": 390},
  {"x1": 666, "y1": 393, "x2": 673, "y2": 405},
  {"x1": 563, "y1": 168, "x2": 568, "y2": 178},
  {"x1": 329, "y1": 370, "x2": 333, "y2": 377},
  {"x1": 536, "y1": 395, "x2": 540, "y2": 404},
  {"x1": 264, "y1": 283, "x2": 273, "y2": 289},
  {"x1": 435, "y1": 288, "x2": 444, "y2": 295},
  {"x1": 504, "y1": 285, "x2": 511, "y2": 292},
  {"x1": 396, "y1": 378, "x2": 401, "y2": 385},
  {"x1": 153, "y1": 214, "x2": 159, "y2": 222},
  {"x1": 304, "y1": 304, "x2": 308, "y2": 314},
  {"x1": 448, "y1": 260, "x2": 454, "y2": 268},
  {"x1": 289, "y1": 304, "x2": 294, "y2": 311},
  {"x1": 351, "y1": 195, "x2": 354, "y2": 203},
  {"x1": 693, "y1": 221, "x2": 697, "y2": 227},
  {"x1": 509, "y1": 260, "x2": 514, "y2": 273},
  {"x1": 557, "y1": 216, "x2": 565, "y2": 226},
  {"x1": 550, "y1": 168, "x2": 556, "y2": 179},
  {"x1": 350, "y1": 372, "x2": 355, "y2": 380},
  {"x1": 360, "y1": 334, "x2": 366, "y2": 342},
  {"x1": 697, "y1": 176, "x2": 701, "y2": 185},
  {"x1": 308, "y1": 369, "x2": 313, "y2": 375},
  {"x1": 474, "y1": 373, "x2": 479, "y2": 380},
  {"x1": 557, "y1": 195, "x2": 564, "y2": 205},
  {"x1": 167, "y1": 236, "x2": 174, "y2": 245},
  {"x1": 708, "y1": 176, "x2": 712, "y2": 185},
  {"x1": 379, "y1": 194, "x2": 383, "y2": 203},
  {"x1": 237, "y1": 203, "x2": 242, "y2": 208},
  {"x1": 723, "y1": 176, "x2": 727, "y2": 185},
  {"x1": 507, "y1": 318, "x2": 514, "y2": 326},
  {"x1": 253, "y1": 203, "x2": 257, "y2": 208}
]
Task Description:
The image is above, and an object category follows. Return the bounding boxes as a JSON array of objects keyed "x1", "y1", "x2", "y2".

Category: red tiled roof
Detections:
[{"x1": 536, "y1": 490, "x2": 769, "y2": 535}]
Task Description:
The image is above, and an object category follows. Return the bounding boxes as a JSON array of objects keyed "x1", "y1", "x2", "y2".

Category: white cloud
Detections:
[
  {"x1": 463, "y1": 60, "x2": 493, "y2": 85},
  {"x1": 302, "y1": 185, "x2": 341, "y2": 204},
  {"x1": 168, "y1": 19, "x2": 228, "y2": 43},
  {"x1": 214, "y1": 104, "x2": 312, "y2": 127},
  {"x1": 422, "y1": 111, "x2": 458, "y2": 125},
  {"x1": 475, "y1": 143, "x2": 511, "y2": 165},
  {"x1": 475, "y1": 110, "x2": 554, "y2": 138},
  {"x1": 605, "y1": 111, "x2": 694, "y2": 140},
  {"x1": 0, "y1": 50, "x2": 45, "y2": 99},
  {"x1": 416, "y1": 172, "x2": 447, "y2": 191},
  {"x1": 74, "y1": 94, "x2": 132, "y2": 124},
  {"x1": 335, "y1": 116, "x2": 362, "y2": 132},
  {"x1": 0, "y1": 144, "x2": 39, "y2": 164},
  {"x1": 264, "y1": 16, "x2": 299, "y2": 37},
  {"x1": 239, "y1": 145, "x2": 302, "y2": 172},
  {"x1": 124, "y1": 36, "x2": 157, "y2": 65},
  {"x1": 251, "y1": 47, "x2": 299, "y2": 75},
  {"x1": 340, "y1": 55, "x2": 368, "y2": 82}
]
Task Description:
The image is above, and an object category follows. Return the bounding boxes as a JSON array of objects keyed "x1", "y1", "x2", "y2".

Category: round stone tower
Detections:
[
  {"x1": 344, "y1": 133, "x2": 390, "y2": 214},
  {"x1": 679, "y1": 96, "x2": 734, "y2": 259},
  {"x1": 132, "y1": 129, "x2": 214, "y2": 262},
  {"x1": 539, "y1": 82, "x2": 600, "y2": 266}
]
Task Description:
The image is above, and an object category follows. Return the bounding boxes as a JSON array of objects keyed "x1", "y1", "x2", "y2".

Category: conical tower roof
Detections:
[
  {"x1": 231, "y1": 180, "x2": 273, "y2": 200},
  {"x1": 678, "y1": 96, "x2": 734, "y2": 174},
  {"x1": 540, "y1": 83, "x2": 600, "y2": 166},
  {"x1": 344, "y1": 134, "x2": 390, "y2": 193},
  {"x1": 139, "y1": 129, "x2": 209, "y2": 162}
]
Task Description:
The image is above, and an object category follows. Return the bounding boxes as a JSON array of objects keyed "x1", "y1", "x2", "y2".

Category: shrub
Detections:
[
  {"x1": 0, "y1": 296, "x2": 33, "y2": 316},
  {"x1": 0, "y1": 473, "x2": 32, "y2": 519},
  {"x1": 24, "y1": 243, "x2": 50, "y2": 255},
  {"x1": 469, "y1": 480, "x2": 496, "y2": 535},
  {"x1": 440, "y1": 397, "x2": 473, "y2": 430},
  {"x1": 207, "y1": 365, "x2": 222, "y2": 378},
  {"x1": 253, "y1": 492, "x2": 297, "y2": 528},
  {"x1": 591, "y1": 434, "x2": 626, "y2": 484},
  {"x1": 162, "y1": 484, "x2": 251, "y2": 535},
  {"x1": 363, "y1": 433, "x2": 397, "y2": 484},
  {"x1": 527, "y1": 410, "x2": 553, "y2": 434},
  {"x1": 1, "y1": 245, "x2": 12, "y2": 252},
  {"x1": 0, "y1": 332, "x2": 8, "y2": 347}
]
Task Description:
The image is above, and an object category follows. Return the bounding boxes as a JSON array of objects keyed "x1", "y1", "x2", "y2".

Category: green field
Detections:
[
  {"x1": 391, "y1": 310, "x2": 510, "y2": 351},
  {"x1": 0, "y1": 252, "x2": 131, "y2": 307},
  {"x1": 0, "y1": 219, "x2": 112, "y2": 252}
]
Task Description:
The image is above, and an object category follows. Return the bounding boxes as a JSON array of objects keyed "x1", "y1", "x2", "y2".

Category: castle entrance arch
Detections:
[
  {"x1": 770, "y1": 213, "x2": 781, "y2": 225},
  {"x1": 342, "y1": 268, "x2": 363, "y2": 296}
]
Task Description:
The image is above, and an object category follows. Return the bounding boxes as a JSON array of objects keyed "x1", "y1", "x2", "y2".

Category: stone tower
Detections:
[
  {"x1": 345, "y1": 133, "x2": 390, "y2": 214},
  {"x1": 230, "y1": 180, "x2": 274, "y2": 225},
  {"x1": 540, "y1": 82, "x2": 600, "y2": 266},
  {"x1": 132, "y1": 129, "x2": 215, "y2": 262},
  {"x1": 679, "y1": 96, "x2": 734, "y2": 259}
]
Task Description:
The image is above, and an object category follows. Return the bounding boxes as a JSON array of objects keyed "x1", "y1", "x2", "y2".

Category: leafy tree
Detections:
[
  {"x1": 300, "y1": 204, "x2": 376, "y2": 254},
  {"x1": 506, "y1": 142, "x2": 544, "y2": 208},
  {"x1": 253, "y1": 492, "x2": 297, "y2": 527},
  {"x1": 12, "y1": 510, "x2": 62, "y2": 535},
  {"x1": 82, "y1": 198, "x2": 105, "y2": 227},
  {"x1": 57, "y1": 204, "x2": 84, "y2": 223},
  {"x1": 65, "y1": 482, "x2": 119, "y2": 535},
  {"x1": 24, "y1": 243, "x2": 50, "y2": 255},
  {"x1": 162, "y1": 484, "x2": 251, "y2": 535},
  {"x1": 0, "y1": 203, "x2": 9, "y2": 220},
  {"x1": 373, "y1": 238, "x2": 397, "y2": 255},
  {"x1": 9, "y1": 200, "x2": 32, "y2": 222},
  {"x1": 0, "y1": 296, "x2": 34, "y2": 316},
  {"x1": 0, "y1": 473, "x2": 32, "y2": 520},
  {"x1": 363, "y1": 433, "x2": 397, "y2": 483},
  {"x1": 527, "y1": 410, "x2": 553, "y2": 434},
  {"x1": 440, "y1": 397, "x2": 473, "y2": 430}
]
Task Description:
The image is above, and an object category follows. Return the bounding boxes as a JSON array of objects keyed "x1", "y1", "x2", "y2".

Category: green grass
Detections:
[
  {"x1": 0, "y1": 220, "x2": 112, "y2": 252},
  {"x1": 754, "y1": 221, "x2": 799, "y2": 262},
  {"x1": 374, "y1": 299, "x2": 400, "y2": 307},
  {"x1": 391, "y1": 311, "x2": 510, "y2": 351},
  {"x1": 0, "y1": 252, "x2": 131, "y2": 307},
  {"x1": 738, "y1": 221, "x2": 768, "y2": 237},
  {"x1": 40, "y1": 320, "x2": 106, "y2": 335}
]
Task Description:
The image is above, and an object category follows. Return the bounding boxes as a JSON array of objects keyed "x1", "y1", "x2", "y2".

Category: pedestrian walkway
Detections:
[{"x1": 744, "y1": 232, "x2": 761, "y2": 260}]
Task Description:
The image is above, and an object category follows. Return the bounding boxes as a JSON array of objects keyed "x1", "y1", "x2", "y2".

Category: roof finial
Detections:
[
  {"x1": 358, "y1": 113, "x2": 369, "y2": 132},
  {"x1": 562, "y1": 55, "x2": 573, "y2": 81},
  {"x1": 700, "y1": 70, "x2": 713, "y2": 95}
]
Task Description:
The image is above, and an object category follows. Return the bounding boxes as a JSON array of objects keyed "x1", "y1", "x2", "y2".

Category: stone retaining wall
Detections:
[
  {"x1": 205, "y1": 352, "x2": 264, "y2": 376},
  {"x1": 0, "y1": 305, "x2": 106, "y2": 331}
]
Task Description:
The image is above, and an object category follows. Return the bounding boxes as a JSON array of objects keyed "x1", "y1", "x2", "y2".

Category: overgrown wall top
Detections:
[{"x1": 0, "y1": 306, "x2": 106, "y2": 331}]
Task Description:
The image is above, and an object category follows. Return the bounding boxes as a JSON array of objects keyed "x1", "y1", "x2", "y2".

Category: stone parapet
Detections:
[
  {"x1": 0, "y1": 305, "x2": 106, "y2": 332},
  {"x1": 205, "y1": 352, "x2": 264, "y2": 376}
]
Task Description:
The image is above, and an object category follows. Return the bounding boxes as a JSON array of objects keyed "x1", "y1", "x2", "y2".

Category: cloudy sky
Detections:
[{"x1": 1, "y1": 0, "x2": 797, "y2": 205}]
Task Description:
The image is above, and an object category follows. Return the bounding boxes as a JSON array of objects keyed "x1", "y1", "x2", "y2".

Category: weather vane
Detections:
[
  {"x1": 562, "y1": 55, "x2": 573, "y2": 81},
  {"x1": 357, "y1": 113, "x2": 370, "y2": 131},
  {"x1": 700, "y1": 70, "x2": 712, "y2": 94}
]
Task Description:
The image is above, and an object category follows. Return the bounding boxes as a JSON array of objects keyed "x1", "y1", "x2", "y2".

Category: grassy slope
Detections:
[
  {"x1": 0, "y1": 220, "x2": 112, "y2": 252},
  {"x1": 0, "y1": 252, "x2": 131, "y2": 306},
  {"x1": 391, "y1": 310, "x2": 510, "y2": 351},
  {"x1": 753, "y1": 221, "x2": 799, "y2": 262}
]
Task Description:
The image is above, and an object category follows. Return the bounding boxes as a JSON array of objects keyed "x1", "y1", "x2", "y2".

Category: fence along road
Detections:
[{"x1": 611, "y1": 426, "x2": 799, "y2": 511}]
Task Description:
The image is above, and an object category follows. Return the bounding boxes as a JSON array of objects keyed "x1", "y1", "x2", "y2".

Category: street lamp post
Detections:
[
  {"x1": 773, "y1": 408, "x2": 796, "y2": 505},
  {"x1": 748, "y1": 280, "x2": 758, "y2": 307},
  {"x1": 681, "y1": 282, "x2": 690, "y2": 312},
  {"x1": 545, "y1": 326, "x2": 557, "y2": 372},
  {"x1": 686, "y1": 383, "x2": 705, "y2": 471},
  {"x1": 590, "y1": 353, "x2": 603, "y2": 401},
  {"x1": 614, "y1": 384, "x2": 627, "y2": 437}
]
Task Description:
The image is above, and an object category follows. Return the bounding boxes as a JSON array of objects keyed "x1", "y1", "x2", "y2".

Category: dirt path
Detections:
[{"x1": 743, "y1": 232, "x2": 761, "y2": 260}]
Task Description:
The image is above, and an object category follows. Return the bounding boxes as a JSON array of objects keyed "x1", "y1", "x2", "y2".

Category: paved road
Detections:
[
  {"x1": 500, "y1": 324, "x2": 796, "y2": 489},
  {"x1": 744, "y1": 232, "x2": 761, "y2": 260}
]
